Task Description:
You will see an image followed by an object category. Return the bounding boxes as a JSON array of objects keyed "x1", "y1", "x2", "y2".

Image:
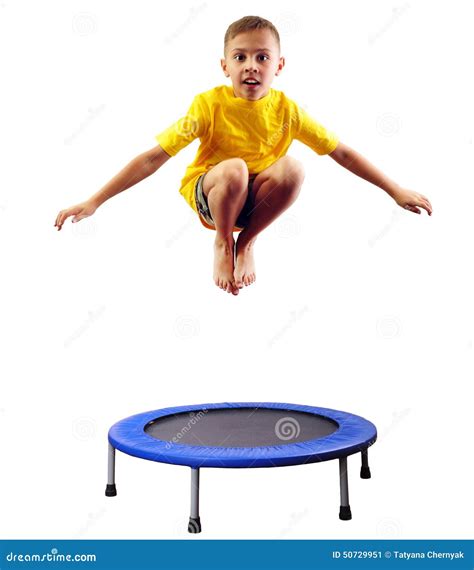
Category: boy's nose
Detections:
[{"x1": 245, "y1": 59, "x2": 258, "y2": 72}]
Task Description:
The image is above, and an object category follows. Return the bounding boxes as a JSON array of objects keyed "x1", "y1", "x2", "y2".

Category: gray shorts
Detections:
[{"x1": 195, "y1": 172, "x2": 257, "y2": 229}]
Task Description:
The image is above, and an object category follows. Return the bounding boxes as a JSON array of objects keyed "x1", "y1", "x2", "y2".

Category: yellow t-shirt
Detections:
[{"x1": 155, "y1": 85, "x2": 338, "y2": 223}]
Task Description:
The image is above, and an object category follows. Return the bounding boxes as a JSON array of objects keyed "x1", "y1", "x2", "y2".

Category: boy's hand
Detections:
[
  {"x1": 54, "y1": 200, "x2": 98, "y2": 231},
  {"x1": 391, "y1": 187, "x2": 432, "y2": 216}
]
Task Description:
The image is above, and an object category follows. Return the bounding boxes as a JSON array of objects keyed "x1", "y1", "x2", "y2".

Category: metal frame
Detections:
[{"x1": 106, "y1": 444, "x2": 372, "y2": 533}]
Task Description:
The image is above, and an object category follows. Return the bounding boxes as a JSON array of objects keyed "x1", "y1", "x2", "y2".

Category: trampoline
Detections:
[{"x1": 106, "y1": 402, "x2": 377, "y2": 533}]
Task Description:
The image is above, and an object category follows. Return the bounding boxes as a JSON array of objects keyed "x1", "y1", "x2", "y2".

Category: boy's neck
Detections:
[{"x1": 231, "y1": 86, "x2": 271, "y2": 101}]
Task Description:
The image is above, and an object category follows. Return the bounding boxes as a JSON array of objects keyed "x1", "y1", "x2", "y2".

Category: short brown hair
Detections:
[{"x1": 224, "y1": 16, "x2": 280, "y2": 55}]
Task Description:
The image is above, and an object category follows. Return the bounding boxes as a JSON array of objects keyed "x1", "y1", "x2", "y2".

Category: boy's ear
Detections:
[
  {"x1": 220, "y1": 58, "x2": 230, "y2": 77},
  {"x1": 275, "y1": 56, "x2": 286, "y2": 76}
]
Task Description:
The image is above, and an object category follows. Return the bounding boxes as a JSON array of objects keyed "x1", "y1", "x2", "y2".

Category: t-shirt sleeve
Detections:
[
  {"x1": 155, "y1": 95, "x2": 208, "y2": 156},
  {"x1": 294, "y1": 106, "x2": 339, "y2": 155}
]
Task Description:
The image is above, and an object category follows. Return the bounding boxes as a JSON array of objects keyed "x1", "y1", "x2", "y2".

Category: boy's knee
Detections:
[
  {"x1": 282, "y1": 157, "x2": 305, "y2": 188},
  {"x1": 222, "y1": 158, "x2": 249, "y2": 194}
]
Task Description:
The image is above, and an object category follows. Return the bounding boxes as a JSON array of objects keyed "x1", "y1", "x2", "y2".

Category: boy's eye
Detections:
[{"x1": 233, "y1": 54, "x2": 269, "y2": 62}]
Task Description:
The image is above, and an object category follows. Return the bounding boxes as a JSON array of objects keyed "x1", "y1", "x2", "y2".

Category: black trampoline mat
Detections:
[{"x1": 144, "y1": 407, "x2": 339, "y2": 447}]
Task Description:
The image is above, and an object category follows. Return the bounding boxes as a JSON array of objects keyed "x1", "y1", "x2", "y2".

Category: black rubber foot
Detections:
[
  {"x1": 105, "y1": 484, "x2": 117, "y2": 497},
  {"x1": 188, "y1": 517, "x2": 201, "y2": 533},
  {"x1": 360, "y1": 466, "x2": 371, "y2": 479},
  {"x1": 339, "y1": 505, "x2": 352, "y2": 520}
]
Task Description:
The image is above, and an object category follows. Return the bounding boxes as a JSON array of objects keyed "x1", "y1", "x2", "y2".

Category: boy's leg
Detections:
[
  {"x1": 202, "y1": 158, "x2": 249, "y2": 295},
  {"x1": 234, "y1": 156, "x2": 305, "y2": 288}
]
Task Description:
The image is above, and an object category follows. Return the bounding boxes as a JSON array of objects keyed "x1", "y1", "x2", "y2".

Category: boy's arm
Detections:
[
  {"x1": 328, "y1": 142, "x2": 432, "y2": 215},
  {"x1": 55, "y1": 145, "x2": 171, "y2": 230},
  {"x1": 89, "y1": 144, "x2": 171, "y2": 208}
]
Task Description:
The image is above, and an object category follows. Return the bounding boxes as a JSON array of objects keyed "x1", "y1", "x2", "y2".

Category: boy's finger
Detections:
[
  {"x1": 421, "y1": 196, "x2": 432, "y2": 211},
  {"x1": 56, "y1": 211, "x2": 69, "y2": 227},
  {"x1": 420, "y1": 199, "x2": 432, "y2": 215}
]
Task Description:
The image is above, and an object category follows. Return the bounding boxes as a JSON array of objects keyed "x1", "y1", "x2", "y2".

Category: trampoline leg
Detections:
[
  {"x1": 188, "y1": 468, "x2": 201, "y2": 533},
  {"x1": 105, "y1": 443, "x2": 117, "y2": 497},
  {"x1": 339, "y1": 456, "x2": 352, "y2": 520},
  {"x1": 360, "y1": 448, "x2": 371, "y2": 479}
]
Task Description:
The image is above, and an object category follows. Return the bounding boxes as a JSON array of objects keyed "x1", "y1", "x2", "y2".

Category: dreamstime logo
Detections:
[
  {"x1": 376, "y1": 316, "x2": 402, "y2": 339},
  {"x1": 376, "y1": 517, "x2": 403, "y2": 538},
  {"x1": 376, "y1": 112, "x2": 402, "y2": 137},
  {"x1": 275, "y1": 417, "x2": 301, "y2": 441},
  {"x1": 72, "y1": 12, "x2": 97, "y2": 36},
  {"x1": 368, "y1": 4, "x2": 410, "y2": 46},
  {"x1": 64, "y1": 104, "x2": 105, "y2": 145},
  {"x1": 187, "y1": 518, "x2": 201, "y2": 533},
  {"x1": 175, "y1": 115, "x2": 200, "y2": 138},
  {"x1": 368, "y1": 208, "x2": 403, "y2": 247},
  {"x1": 172, "y1": 516, "x2": 186, "y2": 536},
  {"x1": 164, "y1": 3, "x2": 207, "y2": 45},
  {"x1": 72, "y1": 417, "x2": 97, "y2": 441},
  {"x1": 267, "y1": 121, "x2": 290, "y2": 147},
  {"x1": 64, "y1": 306, "x2": 105, "y2": 348},
  {"x1": 378, "y1": 408, "x2": 411, "y2": 440},
  {"x1": 71, "y1": 216, "x2": 97, "y2": 238},
  {"x1": 165, "y1": 409, "x2": 208, "y2": 449},
  {"x1": 279, "y1": 508, "x2": 310, "y2": 537},
  {"x1": 164, "y1": 212, "x2": 195, "y2": 248},
  {"x1": 76, "y1": 507, "x2": 107, "y2": 537},
  {"x1": 275, "y1": 214, "x2": 301, "y2": 239},
  {"x1": 174, "y1": 316, "x2": 200, "y2": 339},
  {"x1": 273, "y1": 12, "x2": 299, "y2": 37},
  {"x1": 268, "y1": 306, "x2": 309, "y2": 348}
]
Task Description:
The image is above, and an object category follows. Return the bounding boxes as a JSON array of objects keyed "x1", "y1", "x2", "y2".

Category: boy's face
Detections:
[{"x1": 221, "y1": 29, "x2": 285, "y2": 101}]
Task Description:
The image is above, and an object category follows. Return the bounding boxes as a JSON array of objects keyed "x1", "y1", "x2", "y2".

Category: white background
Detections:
[{"x1": 0, "y1": 0, "x2": 473, "y2": 540}]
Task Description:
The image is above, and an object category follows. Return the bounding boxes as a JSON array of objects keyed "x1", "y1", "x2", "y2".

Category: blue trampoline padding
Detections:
[{"x1": 108, "y1": 403, "x2": 377, "y2": 469}]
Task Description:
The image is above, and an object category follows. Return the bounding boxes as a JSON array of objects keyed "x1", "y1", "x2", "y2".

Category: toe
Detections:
[{"x1": 234, "y1": 274, "x2": 244, "y2": 288}]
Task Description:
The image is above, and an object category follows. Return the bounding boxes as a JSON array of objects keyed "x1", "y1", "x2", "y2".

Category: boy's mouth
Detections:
[{"x1": 242, "y1": 79, "x2": 260, "y2": 87}]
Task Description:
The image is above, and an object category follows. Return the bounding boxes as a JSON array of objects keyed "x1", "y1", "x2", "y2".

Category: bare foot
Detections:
[
  {"x1": 234, "y1": 236, "x2": 256, "y2": 289},
  {"x1": 214, "y1": 237, "x2": 238, "y2": 295}
]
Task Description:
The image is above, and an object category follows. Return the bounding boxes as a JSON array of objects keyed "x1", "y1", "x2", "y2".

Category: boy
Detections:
[{"x1": 55, "y1": 16, "x2": 432, "y2": 296}]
